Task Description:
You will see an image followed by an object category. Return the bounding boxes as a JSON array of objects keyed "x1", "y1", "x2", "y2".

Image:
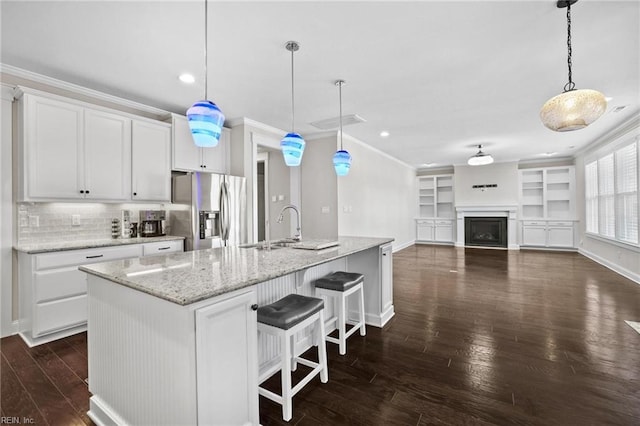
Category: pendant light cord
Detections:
[
  {"x1": 339, "y1": 81, "x2": 343, "y2": 150},
  {"x1": 204, "y1": 0, "x2": 208, "y2": 99},
  {"x1": 564, "y1": 1, "x2": 575, "y2": 92},
  {"x1": 290, "y1": 47, "x2": 295, "y2": 132}
]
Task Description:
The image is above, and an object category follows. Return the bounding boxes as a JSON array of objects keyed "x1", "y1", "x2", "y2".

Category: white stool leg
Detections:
[
  {"x1": 317, "y1": 310, "x2": 329, "y2": 383},
  {"x1": 290, "y1": 333, "x2": 297, "y2": 372},
  {"x1": 338, "y1": 293, "x2": 347, "y2": 355},
  {"x1": 281, "y1": 332, "x2": 292, "y2": 422},
  {"x1": 358, "y1": 285, "x2": 366, "y2": 336}
]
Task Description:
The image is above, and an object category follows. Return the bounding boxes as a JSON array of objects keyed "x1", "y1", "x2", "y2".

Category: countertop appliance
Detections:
[
  {"x1": 140, "y1": 210, "x2": 166, "y2": 237},
  {"x1": 171, "y1": 172, "x2": 247, "y2": 251}
]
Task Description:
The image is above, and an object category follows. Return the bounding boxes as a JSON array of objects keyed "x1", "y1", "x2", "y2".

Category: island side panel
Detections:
[{"x1": 87, "y1": 275, "x2": 198, "y2": 426}]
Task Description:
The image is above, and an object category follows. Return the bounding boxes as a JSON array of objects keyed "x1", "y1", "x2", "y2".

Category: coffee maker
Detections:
[{"x1": 140, "y1": 210, "x2": 166, "y2": 237}]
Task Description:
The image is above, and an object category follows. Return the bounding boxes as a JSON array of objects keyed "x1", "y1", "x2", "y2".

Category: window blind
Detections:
[
  {"x1": 615, "y1": 143, "x2": 638, "y2": 243},
  {"x1": 585, "y1": 161, "x2": 598, "y2": 233},
  {"x1": 598, "y1": 154, "x2": 615, "y2": 238}
]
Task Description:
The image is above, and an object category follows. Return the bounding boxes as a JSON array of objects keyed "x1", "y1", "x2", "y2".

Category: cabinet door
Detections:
[
  {"x1": 416, "y1": 221, "x2": 434, "y2": 241},
  {"x1": 202, "y1": 127, "x2": 229, "y2": 174},
  {"x1": 548, "y1": 223, "x2": 574, "y2": 247},
  {"x1": 142, "y1": 240, "x2": 184, "y2": 256},
  {"x1": 84, "y1": 108, "x2": 131, "y2": 200},
  {"x1": 380, "y1": 244, "x2": 393, "y2": 314},
  {"x1": 131, "y1": 120, "x2": 171, "y2": 201},
  {"x1": 196, "y1": 290, "x2": 259, "y2": 426},
  {"x1": 24, "y1": 94, "x2": 83, "y2": 199},
  {"x1": 435, "y1": 221, "x2": 453, "y2": 242},
  {"x1": 172, "y1": 114, "x2": 201, "y2": 171},
  {"x1": 522, "y1": 223, "x2": 547, "y2": 246}
]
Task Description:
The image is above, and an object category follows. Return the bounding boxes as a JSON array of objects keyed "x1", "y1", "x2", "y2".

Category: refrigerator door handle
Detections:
[{"x1": 220, "y1": 179, "x2": 230, "y2": 243}]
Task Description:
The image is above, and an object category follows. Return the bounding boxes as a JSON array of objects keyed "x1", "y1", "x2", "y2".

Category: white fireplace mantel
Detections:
[{"x1": 455, "y1": 205, "x2": 519, "y2": 250}]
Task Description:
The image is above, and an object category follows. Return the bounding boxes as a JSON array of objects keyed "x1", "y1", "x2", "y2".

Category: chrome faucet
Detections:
[{"x1": 277, "y1": 204, "x2": 301, "y2": 241}]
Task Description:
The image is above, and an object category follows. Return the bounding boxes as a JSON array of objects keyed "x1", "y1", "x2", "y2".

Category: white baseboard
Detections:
[
  {"x1": 392, "y1": 240, "x2": 415, "y2": 253},
  {"x1": 578, "y1": 248, "x2": 640, "y2": 285},
  {"x1": 88, "y1": 396, "x2": 127, "y2": 426}
]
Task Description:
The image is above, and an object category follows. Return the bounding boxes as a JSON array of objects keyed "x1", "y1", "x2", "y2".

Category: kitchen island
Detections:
[{"x1": 80, "y1": 236, "x2": 393, "y2": 426}]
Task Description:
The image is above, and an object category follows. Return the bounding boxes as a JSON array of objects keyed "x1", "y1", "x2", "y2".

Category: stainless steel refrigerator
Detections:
[{"x1": 171, "y1": 172, "x2": 247, "y2": 251}]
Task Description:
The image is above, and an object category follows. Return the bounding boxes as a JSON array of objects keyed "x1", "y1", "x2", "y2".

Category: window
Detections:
[
  {"x1": 615, "y1": 143, "x2": 638, "y2": 244},
  {"x1": 585, "y1": 138, "x2": 639, "y2": 246},
  {"x1": 585, "y1": 161, "x2": 598, "y2": 233}
]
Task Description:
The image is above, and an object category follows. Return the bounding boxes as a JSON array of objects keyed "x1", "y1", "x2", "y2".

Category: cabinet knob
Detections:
[
  {"x1": 251, "y1": 304, "x2": 259, "y2": 311},
  {"x1": 133, "y1": 192, "x2": 137, "y2": 196},
  {"x1": 80, "y1": 190, "x2": 84, "y2": 194},
  {"x1": 203, "y1": 165, "x2": 207, "y2": 168},
  {"x1": 86, "y1": 190, "x2": 90, "y2": 194}
]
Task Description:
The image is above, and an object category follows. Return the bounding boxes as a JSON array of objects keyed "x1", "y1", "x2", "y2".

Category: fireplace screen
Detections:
[{"x1": 465, "y1": 217, "x2": 507, "y2": 248}]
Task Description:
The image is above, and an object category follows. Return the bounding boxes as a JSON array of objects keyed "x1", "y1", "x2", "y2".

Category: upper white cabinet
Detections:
[
  {"x1": 131, "y1": 119, "x2": 171, "y2": 202},
  {"x1": 518, "y1": 166, "x2": 576, "y2": 248},
  {"x1": 171, "y1": 114, "x2": 229, "y2": 174},
  {"x1": 15, "y1": 87, "x2": 169, "y2": 202},
  {"x1": 18, "y1": 93, "x2": 84, "y2": 200},
  {"x1": 416, "y1": 174, "x2": 455, "y2": 243},
  {"x1": 84, "y1": 108, "x2": 132, "y2": 200}
]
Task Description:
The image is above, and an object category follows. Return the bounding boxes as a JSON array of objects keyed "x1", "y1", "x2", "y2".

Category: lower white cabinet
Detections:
[
  {"x1": 521, "y1": 220, "x2": 575, "y2": 248},
  {"x1": 416, "y1": 219, "x2": 454, "y2": 243},
  {"x1": 195, "y1": 290, "x2": 258, "y2": 425},
  {"x1": 18, "y1": 240, "x2": 183, "y2": 346}
]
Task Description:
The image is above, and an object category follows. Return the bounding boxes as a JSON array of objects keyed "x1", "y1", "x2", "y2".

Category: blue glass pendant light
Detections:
[
  {"x1": 333, "y1": 80, "x2": 352, "y2": 176},
  {"x1": 281, "y1": 41, "x2": 305, "y2": 166},
  {"x1": 187, "y1": 0, "x2": 225, "y2": 147}
]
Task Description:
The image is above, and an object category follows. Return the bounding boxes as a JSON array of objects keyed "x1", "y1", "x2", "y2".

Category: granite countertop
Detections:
[
  {"x1": 80, "y1": 236, "x2": 393, "y2": 306},
  {"x1": 15, "y1": 235, "x2": 185, "y2": 254}
]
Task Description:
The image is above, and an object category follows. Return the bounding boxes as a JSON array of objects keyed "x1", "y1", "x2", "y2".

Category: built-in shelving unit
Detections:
[
  {"x1": 518, "y1": 166, "x2": 576, "y2": 248},
  {"x1": 416, "y1": 174, "x2": 455, "y2": 244}
]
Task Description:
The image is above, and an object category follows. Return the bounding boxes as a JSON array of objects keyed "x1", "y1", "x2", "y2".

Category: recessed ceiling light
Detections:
[
  {"x1": 179, "y1": 73, "x2": 195, "y2": 84},
  {"x1": 605, "y1": 97, "x2": 613, "y2": 102},
  {"x1": 542, "y1": 152, "x2": 558, "y2": 156},
  {"x1": 380, "y1": 131, "x2": 390, "y2": 138},
  {"x1": 419, "y1": 163, "x2": 436, "y2": 168}
]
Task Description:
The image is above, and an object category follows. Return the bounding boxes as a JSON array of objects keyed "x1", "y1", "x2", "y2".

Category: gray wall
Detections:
[{"x1": 453, "y1": 162, "x2": 519, "y2": 206}]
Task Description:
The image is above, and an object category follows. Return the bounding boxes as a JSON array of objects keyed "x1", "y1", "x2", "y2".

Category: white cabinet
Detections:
[
  {"x1": 380, "y1": 243, "x2": 393, "y2": 316},
  {"x1": 518, "y1": 166, "x2": 576, "y2": 248},
  {"x1": 131, "y1": 119, "x2": 171, "y2": 202},
  {"x1": 171, "y1": 114, "x2": 229, "y2": 174},
  {"x1": 18, "y1": 93, "x2": 84, "y2": 200},
  {"x1": 416, "y1": 219, "x2": 434, "y2": 241},
  {"x1": 142, "y1": 240, "x2": 184, "y2": 256},
  {"x1": 83, "y1": 108, "x2": 132, "y2": 200},
  {"x1": 416, "y1": 174, "x2": 455, "y2": 243},
  {"x1": 16, "y1": 87, "x2": 171, "y2": 202},
  {"x1": 195, "y1": 290, "x2": 258, "y2": 425},
  {"x1": 18, "y1": 240, "x2": 183, "y2": 346}
]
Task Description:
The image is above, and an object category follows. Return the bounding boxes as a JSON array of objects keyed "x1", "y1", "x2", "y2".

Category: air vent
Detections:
[
  {"x1": 612, "y1": 106, "x2": 627, "y2": 113},
  {"x1": 309, "y1": 114, "x2": 366, "y2": 130}
]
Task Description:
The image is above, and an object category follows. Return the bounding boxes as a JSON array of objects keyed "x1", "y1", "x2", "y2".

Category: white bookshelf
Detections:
[{"x1": 416, "y1": 174, "x2": 455, "y2": 243}]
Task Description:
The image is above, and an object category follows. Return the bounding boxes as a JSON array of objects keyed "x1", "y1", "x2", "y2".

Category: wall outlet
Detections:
[
  {"x1": 72, "y1": 214, "x2": 81, "y2": 226},
  {"x1": 278, "y1": 194, "x2": 285, "y2": 201},
  {"x1": 321, "y1": 206, "x2": 330, "y2": 214},
  {"x1": 28, "y1": 215, "x2": 39, "y2": 227},
  {"x1": 271, "y1": 196, "x2": 277, "y2": 202}
]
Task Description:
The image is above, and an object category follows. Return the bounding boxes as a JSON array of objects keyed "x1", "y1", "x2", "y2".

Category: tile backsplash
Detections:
[{"x1": 17, "y1": 202, "x2": 171, "y2": 244}]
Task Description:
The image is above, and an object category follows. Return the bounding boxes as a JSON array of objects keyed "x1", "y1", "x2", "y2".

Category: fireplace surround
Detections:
[{"x1": 455, "y1": 205, "x2": 518, "y2": 249}]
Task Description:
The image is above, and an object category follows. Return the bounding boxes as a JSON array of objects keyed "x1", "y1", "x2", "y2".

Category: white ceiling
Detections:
[{"x1": 2, "y1": 1, "x2": 638, "y2": 168}]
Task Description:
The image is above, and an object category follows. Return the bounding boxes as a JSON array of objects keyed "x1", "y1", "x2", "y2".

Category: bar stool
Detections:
[
  {"x1": 314, "y1": 271, "x2": 366, "y2": 355},
  {"x1": 257, "y1": 294, "x2": 328, "y2": 422}
]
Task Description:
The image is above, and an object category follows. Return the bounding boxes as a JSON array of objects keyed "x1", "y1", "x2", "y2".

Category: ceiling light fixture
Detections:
[
  {"x1": 186, "y1": 0, "x2": 225, "y2": 147},
  {"x1": 281, "y1": 41, "x2": 305, "y2": 167},
  {"x1": 380, "y1": 131, "x2": 390, "y2": 138},
  {"x1": 467, "y1": 145, "x2": 494, "y2": 166},
  {"x1": 179, "y1": 73, "x2": 195, "y2": 84},
  {"x1": 540, "y1": 0, "x2": 606, "y2": 132},
  {"x1": 333, "y1": 80, "x2": 352, "y2": 176}
]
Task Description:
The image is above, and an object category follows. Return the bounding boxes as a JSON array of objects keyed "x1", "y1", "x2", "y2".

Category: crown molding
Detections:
[
  {"x1": 0, "y1": 63, "x2": 168, "y2": 117},
  {"x1": 226, "y1": 117, "x2": 286, "y2": 137}
]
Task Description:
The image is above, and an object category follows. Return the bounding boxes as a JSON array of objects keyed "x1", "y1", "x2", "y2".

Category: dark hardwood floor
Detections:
[{"x1": 2, "y1": 245, "x2": 640, "y2": 425}]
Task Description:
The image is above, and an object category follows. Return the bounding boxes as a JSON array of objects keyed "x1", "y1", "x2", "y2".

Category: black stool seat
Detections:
[
  {"x1": 314, "y1": 271, "x2": 364, "y2": 292},
  {"x1": 258, "y1": 294, "x2": 324, "y2": 330}
]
